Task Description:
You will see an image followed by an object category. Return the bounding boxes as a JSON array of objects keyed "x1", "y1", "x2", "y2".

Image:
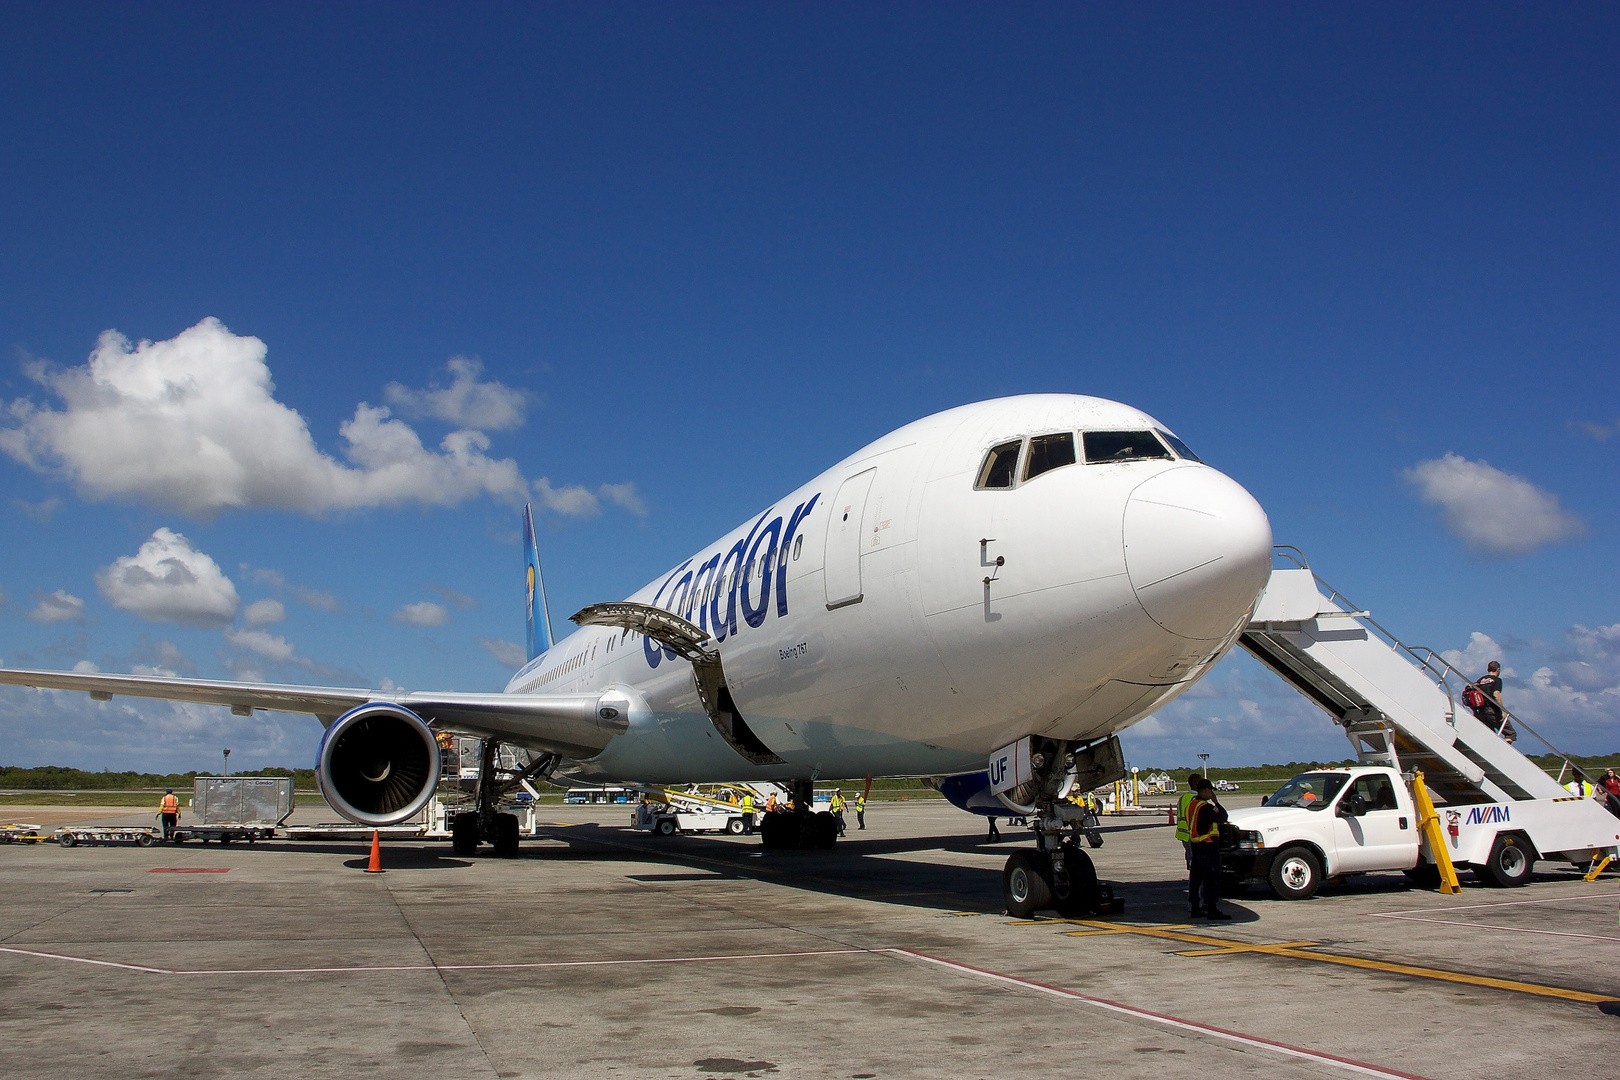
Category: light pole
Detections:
[
  {"x1": 223, "y1": 748, "x2": 231, "y2": 776},
  {"x1": 1198, "y1": 753, "x2": 1209, "y2": 778}
]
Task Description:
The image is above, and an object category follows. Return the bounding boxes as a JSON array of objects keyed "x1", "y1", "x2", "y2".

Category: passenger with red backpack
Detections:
[{"x1": 1463, "y1": 661, "x2": 1516, "y2": 743}]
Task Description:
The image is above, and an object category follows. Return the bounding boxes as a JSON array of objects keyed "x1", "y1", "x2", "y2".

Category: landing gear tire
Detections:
[
  {"x1": 656, "y1": 817, "x2": 677, "y2": 837},
  {"x1": 1478, "y1": 834, "x2": 1534, "y2": 887},
  {"x1": 493, "y1": 812, "x2": 521, "y2": 857},
  {"x1": 1267, "y1": 846, "x2": 1322, "y2": 900},
  {"x1": 451, "y1": 812, "x2": 479, "y2": 856},
  {"x1": 1003, "y1": 851, "x2": 1054, "y2": 918},
  {"x1": 726, "y1": 817, "x2": 746, "y2": 835},
  {"x1": 812, "y1": 811, "x2": 838, "y2": 849},
  {"x1": 1052, "y1": 846, "x2": 1100, "y2": 917}
]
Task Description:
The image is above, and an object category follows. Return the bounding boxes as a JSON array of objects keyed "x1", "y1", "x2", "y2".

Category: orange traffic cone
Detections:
[{"x1": 364, "y1": 829, "x2": 384, "y2": 873}]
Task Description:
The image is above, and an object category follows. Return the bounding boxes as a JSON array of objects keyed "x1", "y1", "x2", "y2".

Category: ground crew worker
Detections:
[
  {"x1": 854, "y1": 791, "x2": 866, "y2": 830},
  {"x1": 830, "y1": 790, "x2": 847, "y2": 836},
  {"x1": 159, "y1": 789, "x2": 180, "y2": 841},
  {"x1": 1186, "y1": 778, "x2": 1230, "y2": 920},
  {"x1": 986, "y1": 816, "x2": 1001, "y2": 844},
  {"x1": 765, "y1": 792, "x2": 778, "y2": 813},
  {"x1": 1173, "y1": 773, "x2": 1200, "y2": 869}
]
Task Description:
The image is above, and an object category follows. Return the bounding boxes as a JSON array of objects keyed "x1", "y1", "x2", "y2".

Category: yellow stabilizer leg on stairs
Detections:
[{"x1": 1410, "y1": 771, "x2": 1461, "y2": 895}]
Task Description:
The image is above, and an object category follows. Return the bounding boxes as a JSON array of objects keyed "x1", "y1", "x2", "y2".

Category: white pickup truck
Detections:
[{"x1": 1220, "y1": 765, "x2": 1620, "y2": 900}]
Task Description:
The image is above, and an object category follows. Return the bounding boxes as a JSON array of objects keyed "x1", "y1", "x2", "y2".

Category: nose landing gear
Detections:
[{"x1": 998, "y1": 737, "x2": 1126, "y2": 919}]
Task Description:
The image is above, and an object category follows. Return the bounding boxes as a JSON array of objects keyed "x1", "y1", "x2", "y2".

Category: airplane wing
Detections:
[{"x1": 0, "y1": 667, "x2": 626, "y2": 759}]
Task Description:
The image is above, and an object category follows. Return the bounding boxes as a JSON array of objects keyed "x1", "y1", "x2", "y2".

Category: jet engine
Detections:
[{"x1": 316, "y1": 703, "x2": 442, "y2": 826}]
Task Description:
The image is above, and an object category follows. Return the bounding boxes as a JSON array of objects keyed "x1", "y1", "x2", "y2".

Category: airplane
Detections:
[{"x1": 0, "y1": 394, "x2": 1272, "y2": 916}]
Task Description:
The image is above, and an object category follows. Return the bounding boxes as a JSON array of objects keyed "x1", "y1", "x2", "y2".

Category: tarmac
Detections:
[{"x1": 1, "y1": 796, "x2": 1616, "y2": 1079}]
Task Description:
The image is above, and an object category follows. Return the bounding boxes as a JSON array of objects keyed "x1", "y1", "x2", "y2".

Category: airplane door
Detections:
[{"x1": 824, "y1": 468, "x2": 876, "y2": 609}]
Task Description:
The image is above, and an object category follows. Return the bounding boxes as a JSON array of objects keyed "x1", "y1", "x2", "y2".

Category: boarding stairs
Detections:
[{"x1": 1241, "y1": 548, "x2": 1584, "y2": 806}]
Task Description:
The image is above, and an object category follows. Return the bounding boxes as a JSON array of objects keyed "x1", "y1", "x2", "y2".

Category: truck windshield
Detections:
[{"x1": 1267, "y1": 772, "x2": 1348, "y2": 810}]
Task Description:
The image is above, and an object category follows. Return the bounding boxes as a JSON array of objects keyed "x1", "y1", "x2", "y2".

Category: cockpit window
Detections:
[
  {"x1": 1024, "y1": 433, "x2": 1077, "y2": 481},
  {"x1": 976, "y1": 440, "x2": 1022, "y2": 489},
  {"x1": 1155, "y1": 428, "x2": 1201, "y2": 463},
  {"x1": 1083, "y1": 430, "x2": 1173, "y2": 463}
]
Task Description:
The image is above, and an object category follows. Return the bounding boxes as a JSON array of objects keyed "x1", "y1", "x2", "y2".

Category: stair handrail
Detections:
[{"x1": 1268, "y1": 547, "x2": 1592, "y2": 787}]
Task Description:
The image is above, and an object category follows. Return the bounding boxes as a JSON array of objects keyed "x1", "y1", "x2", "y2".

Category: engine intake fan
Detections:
[{"x1": 317, "y1": 703, "x2": 442, "y2": 826}]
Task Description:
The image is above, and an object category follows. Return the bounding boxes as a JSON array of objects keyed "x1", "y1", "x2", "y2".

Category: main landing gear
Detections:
[
  {"x1": 451, "y1": 742, "x2": 559, "y2": 858},
  {"x1": 758, "y1": 779, "x2": 839, "y2": 850},
  {"x1": 998, "y1": 738, "x2": 1127, "y2": 919}
]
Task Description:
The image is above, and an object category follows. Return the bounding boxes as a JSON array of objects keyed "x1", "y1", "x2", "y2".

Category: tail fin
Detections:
[{"x1": 523, "y1": 504, "x2": 554, "y2": 662}]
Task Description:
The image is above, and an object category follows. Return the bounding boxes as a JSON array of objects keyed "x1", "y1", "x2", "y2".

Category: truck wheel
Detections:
[
  {"x1": 726, "y1": 817, "x2": 745, "y2": 835},
  {"x1": 656, "y1": 817, "x2": 677, "y2": 836},
  {"x1": 58, "y1": 833, "x2": 76, "y2": 848},
  {"x1": 1478, "y1": 834, "x2": 1534, "y2": 887},
  {"x1": 1003, "y1": 851, "x2": 1054, "y2": 918},
  {"x1": 136, "y1": 833, "x2": 154, "y2": 848},
  {"x1": 1268, "y1": 846, "x2": 1322, "y2": 900}
]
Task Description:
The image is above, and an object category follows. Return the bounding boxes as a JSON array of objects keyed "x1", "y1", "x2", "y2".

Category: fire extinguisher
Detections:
[{"x1": 1445, "y1": 810, "x2": 1461, "y2": 839}]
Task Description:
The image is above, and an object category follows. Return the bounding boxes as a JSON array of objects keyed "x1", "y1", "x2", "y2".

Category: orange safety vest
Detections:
[
  {"x1": 160, "y1": 794, "x2": 180, "y2": 816},
  {"x1": 1187, "y1": 796, "x2": 1218, "y2": 843}
]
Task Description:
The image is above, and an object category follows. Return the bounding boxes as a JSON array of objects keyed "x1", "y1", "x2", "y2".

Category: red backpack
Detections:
[{"x1": 1461, "y1": 685, "x2": 1486, "y2": 710}]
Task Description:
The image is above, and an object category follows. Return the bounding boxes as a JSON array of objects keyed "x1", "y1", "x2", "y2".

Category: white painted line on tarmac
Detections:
[
  {"x1": 888, "y1": 947, "x2": 1432, "y2": 1080},
  {"x1": 0, "y1": 945, "x2": 869, "y2": 977},
  {"x1": 1366, "y1": 913, "x2": 1620, "y2": 943},
  {"x1": 1370, "y1": 891, "x2": 1615, "y2": 917}
]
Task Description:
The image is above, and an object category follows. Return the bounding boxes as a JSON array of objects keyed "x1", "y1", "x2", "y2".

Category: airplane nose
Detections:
[{"x1": 1123, "y1": 466, "x2": 1273, "y2": 640}]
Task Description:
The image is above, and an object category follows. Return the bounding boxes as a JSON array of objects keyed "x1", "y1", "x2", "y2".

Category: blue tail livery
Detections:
[{"x1": 523, "y1": 503, "x2": 554, "y2": 662}]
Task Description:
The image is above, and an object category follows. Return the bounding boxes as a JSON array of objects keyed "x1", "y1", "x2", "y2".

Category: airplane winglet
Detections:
[{"x1": 523, "y1": 504, "x2": 554, "y2": 662}]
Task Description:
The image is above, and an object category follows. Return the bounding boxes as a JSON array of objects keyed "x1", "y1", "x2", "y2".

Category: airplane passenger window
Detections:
[
  {"x1": 1155, "y1": 428, "x2": 1202, "y2": 463},
  {"x1": 1024, "y1": 433, "x2": 1077, "y2": 481},
  {"x1": 792, "y1": 535, "x2": 803, "y2": 560},
  {"x1": 1083, "y1": 430, "x2": 1173, "y2": 463},
  {"x1": 975, "y1": 440, "x2": 1023, "y2": 489}
]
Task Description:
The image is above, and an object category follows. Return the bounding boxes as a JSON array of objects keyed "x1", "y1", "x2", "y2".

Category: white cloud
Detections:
[
  {"x1": 1441, "y1": 632, "x2": 1514, "y2": 679},
  {"x1": 13, "y1": 496, "x2": 60, "y2": 523},
  {"x1": 292, "y1": 585, "x2": 342, "y2": 613},
  {"x1": 72, "y1": 660, "x2": 99, "y2": 673},
  {"x1": 242, "y1": 598, "x2": 285, "y2": 627},
  {"x1": 29, "y1": 589, "x2": 85, "y2": 624},
  {"x1": 0, "y1": 318, "x2": 531, "y2": 517},
  {"x1": 1403, "y1": 453, "x2": 1585, "y2": 557},
  {"x1": 0, "y1": 684, "x2": 316, "y2": 772},
  {"x1": 1569, "y1": 418, "x2": 1619, "y2": 442},
  {"x1": 529, "y1": 478, "x2": 648, "y2": 519},
  {"x1": 533, "y1": 477, "x2": 600, "y2": 516},
  {"x1": 599, "y1": 482, "x2": 648, "y2": 518},
  {"x1": 429, "y1": 585, "x2": 478, "y2": 611},
  {"x1": 383, "y1": 356, "x2": 531, "y2": 431},
  {"x1": 96, "y1": 528, "x2": 239, "y2": 628},
  {"x1": 224, "y1": 628, "x2": 298, "y2": 664},
  {"x1": 479, "y1": 637, "x2": 527, "y2": 669},
  {"x1": 393, "y1": 601, "x2": 450, "y2": 627}
]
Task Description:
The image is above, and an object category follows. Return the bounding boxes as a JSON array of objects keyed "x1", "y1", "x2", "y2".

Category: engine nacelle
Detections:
[{"x1": 316, "y1": 703, "x2": 442, "y2": 826}]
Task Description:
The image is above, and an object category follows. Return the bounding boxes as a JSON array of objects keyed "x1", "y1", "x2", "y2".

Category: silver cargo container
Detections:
[{"x1": 192, "y1": 776, "x2": 296, "y2": 825}]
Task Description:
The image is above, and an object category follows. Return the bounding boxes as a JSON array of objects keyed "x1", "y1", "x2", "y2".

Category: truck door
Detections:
[{"x1": 1330, "y1": 773, "x2": 1417, "y2": 873}]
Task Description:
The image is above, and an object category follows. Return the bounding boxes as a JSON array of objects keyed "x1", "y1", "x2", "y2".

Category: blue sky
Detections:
[{"x1": 1, "y1": 3, "x2": 1615, "y2": 774}]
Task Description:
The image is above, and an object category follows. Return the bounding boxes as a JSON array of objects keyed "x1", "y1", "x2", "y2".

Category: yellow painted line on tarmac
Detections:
[
  {"x1": 1028, "y1": 919, "x2": 1619, "y2": 1005},
  {"x1": 1173, "y1": 941, "x2": 1320, "y2": 957}
]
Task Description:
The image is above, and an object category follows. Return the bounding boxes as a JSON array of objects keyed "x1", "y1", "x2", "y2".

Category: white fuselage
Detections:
[{"x1": 504, "y1": 395, "x2": 1273, "y2": 783}]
